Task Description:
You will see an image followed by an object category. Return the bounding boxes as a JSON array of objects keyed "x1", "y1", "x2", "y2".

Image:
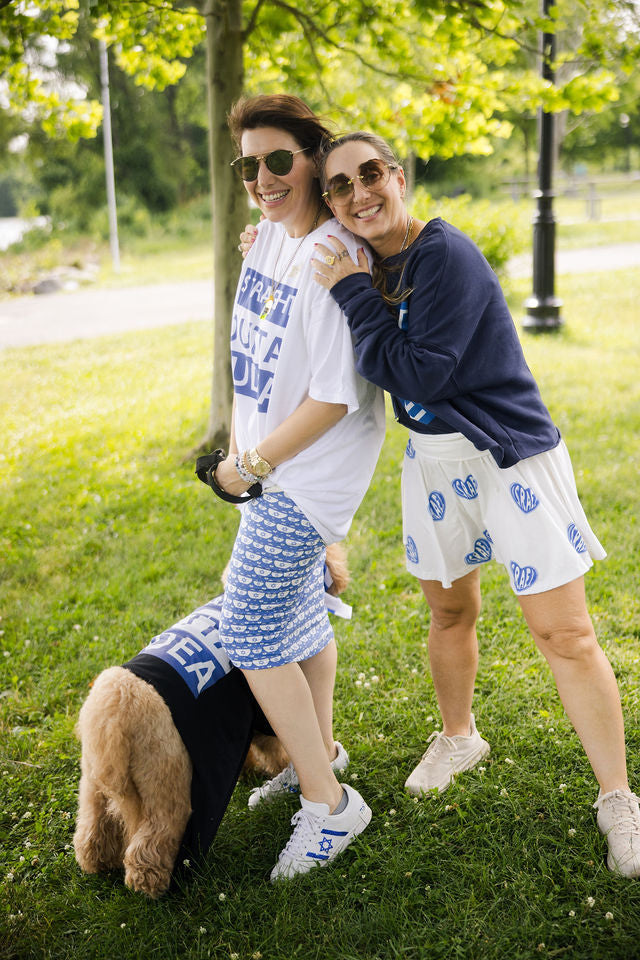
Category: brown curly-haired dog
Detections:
[{"x1": 73, "y1": 544, "x2": 349, "y2": 898}]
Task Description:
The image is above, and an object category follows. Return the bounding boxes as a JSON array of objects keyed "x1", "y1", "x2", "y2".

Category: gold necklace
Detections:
[
  {"x1": 259, "y1": 207, "x2": 323, "y2": 320},
  {"x1": 400, "y1": 216, "x2": 414, "y2": 252}
]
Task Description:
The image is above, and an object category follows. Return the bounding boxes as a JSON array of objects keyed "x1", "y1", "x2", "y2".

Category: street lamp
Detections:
[{"x1": 523, "y1": 0, "x2": 562, "y2": 332}]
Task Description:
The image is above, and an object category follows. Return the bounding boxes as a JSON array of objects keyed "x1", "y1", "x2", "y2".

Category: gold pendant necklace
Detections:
[{"x1": 259, "y1": 206, "x2": 323, "y2": 321}]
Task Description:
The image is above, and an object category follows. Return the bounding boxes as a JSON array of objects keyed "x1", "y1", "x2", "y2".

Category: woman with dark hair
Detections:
[
  {"x1": 213, "y1": 99, "x2": 385, "y2": 881},
  {"x1": 304, "y1": 130, "x2": 640, "y2": 878}
]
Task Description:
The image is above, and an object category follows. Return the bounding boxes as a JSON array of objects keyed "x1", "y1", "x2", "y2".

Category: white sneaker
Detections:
[
  {"x1": 248, "y1": 741, "x2": 349, "y2": 810},
  {"x1": 594, "y1": 788, "x2": 640, "y2": 878},
  {"x1": 404, "y1": 714, "x2": 490, "y2": 795},
  {"x1": 270, "y1": 784, "x2": 371, "y2": 881}
]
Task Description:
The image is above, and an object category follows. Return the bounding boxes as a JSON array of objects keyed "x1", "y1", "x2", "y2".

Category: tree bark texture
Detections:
[{"x1": 203, "y1": 0, "x2": 245, "y2": 450}]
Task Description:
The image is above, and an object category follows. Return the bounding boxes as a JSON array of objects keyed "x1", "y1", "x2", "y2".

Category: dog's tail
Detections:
[{"x1": 325, "y1": 541, "x2": 350, "y2": 596}]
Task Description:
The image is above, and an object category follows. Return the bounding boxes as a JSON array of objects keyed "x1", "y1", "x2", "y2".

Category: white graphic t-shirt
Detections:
[{"x1": 231, "y1": 216, "x2": 385, "y2": 543}]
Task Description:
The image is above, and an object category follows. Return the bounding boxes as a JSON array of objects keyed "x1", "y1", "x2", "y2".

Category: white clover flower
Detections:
[
  {"x1": 605, "y1": 912, "x2": 614, "y2": 921},
  {"x1": 19, "y1": 856, "x2": 25, "y2": 863},
  {"x1": 384, "y1": 820, "x2": 390, "y2": 827},
  {"x1": 6, "y1": 872, "x2": 14, "y2": 881},
  {"x1": 586, "y1": 896, "x2": 595, "y2": 908},
  {"x1": 445, "y1": 805, "x2": 454, "y2": 812},
  {"x1": 478, "y1": 766, "x2": 486, "y2": 773},
  {"x1": 559, "y1": 783, "x2": 567, "y2": 793},
  {"x1": 358, "y1": 672, "x2": 366, "y2": 680},
  {"x1": 183, "y1": 859, "x2": 191, "y2": 867},
  {"x1": 230, "y1": 954, "x2": 239, "y2": 959},
  {"x1": 568, "y1": 828, "x2": 576, "y2": 837},
  {"x1": 371, "y1": 675, "x2": 379, "y2": 683},
  {"x1": 355, "y1": 680, "x2": 362, "y2": 687},
  {"x1": 364, "y1": 682, "x2": 371, "y2": 688},
  {"x1": 377, "y1": 733, "x2": 384, "y2": 740},
  {"x1": 350, "y1": 773, "x2": 358, "y2": 781},
  {"x1": 120, "y1": 923, "x2": 126, "y2": 928},
  {"x1": 504, "y1": 757, "x2": 514, "y2": 765},
  {"x1": 24, "y1": 840, "x2": 31, "y2": 848},
  {"x1": 500, "y1": 788, "x2": 509, "y2": 797},
  {"x1": 537, "y1": 944, "x2": 545, "y2": 953},
  {"x1": 389, "y1": 808, "x2": 396, "y2": 815},
  {"x1": 402, "y1": 696, "x2": 409, "y2": 701},
  {"x1": 426, "y1": 715, "x2": 433, "y2": 723},
  {"x1": 21, "y1": 811, "x2": 32, "y2": 820},
  {"x1": 405, "y1": 871, "x2": 412, "y2": 877},
  {"x1": 199, "y1": 926, "x2": 207, "y2": 933},
  {"x1": 73, "y1": 624, "x2": 81, "y2": 631},
  {"x1": 218, "y1": 893, "x2": 226, "y2": 901},
  {"x1": 568, "y1": 910, "x2": 575, "y2": 917},
  {"x1": 411, "y1": 668, "x2": 418, "y2": 674}
]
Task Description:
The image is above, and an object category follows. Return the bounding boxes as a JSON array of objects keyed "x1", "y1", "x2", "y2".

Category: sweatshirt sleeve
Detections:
[{"x1": 330, "y1": 222, "x2": 495, "y2": 405}]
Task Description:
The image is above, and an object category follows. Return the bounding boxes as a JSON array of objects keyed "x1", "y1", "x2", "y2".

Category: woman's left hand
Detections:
[
  {"x1": 312, "y1": 237, "x2": 370, "y2": 290},
  {"x1": 214, "y1": 455, "x2": 252, "y2": 498}
]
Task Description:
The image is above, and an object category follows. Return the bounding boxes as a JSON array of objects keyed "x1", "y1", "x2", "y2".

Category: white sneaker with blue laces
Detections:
[
  {"x1": 270, "y1": 783, "x2": 371, "y2": 882},
  {"x1": 248, "y1": 741, "x2": 349, "y2": 810}
]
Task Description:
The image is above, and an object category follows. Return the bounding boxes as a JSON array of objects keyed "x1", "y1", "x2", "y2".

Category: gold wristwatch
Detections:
[{"x1": 246, "y1": 447, "x2": 274, "y2": 479}]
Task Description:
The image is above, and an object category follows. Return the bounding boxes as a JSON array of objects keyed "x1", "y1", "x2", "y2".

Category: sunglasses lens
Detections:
[
  {"x1": 328, "y1": 178, "x2": 352, "y2": 204},
  {"x1": 360, "y1": 160, "x2": 388, "y2": 188},
  {"x1": 266, "y1": 150, "x2": 295, "y2": 176},
  {"x1": 234, "y1": 157, "x2": 259, "y2": 180}
]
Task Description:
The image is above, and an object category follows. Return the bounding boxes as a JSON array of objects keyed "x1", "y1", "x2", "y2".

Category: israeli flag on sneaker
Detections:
[
  {"x1": 397, "y1": 298, "x2": 435, "y2": 426},
  {"x1": 141, "y1": 598, "x2": 233, "y2": 698}
]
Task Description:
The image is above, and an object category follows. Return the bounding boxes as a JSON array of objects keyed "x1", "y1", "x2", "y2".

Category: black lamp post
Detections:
[{"x1": 523, "y1": 0, "x2": 562, "y2": 331}]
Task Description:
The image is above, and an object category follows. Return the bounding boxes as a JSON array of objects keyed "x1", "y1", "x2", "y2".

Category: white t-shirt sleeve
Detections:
[{"x1": 302, "y1": 283, "x2": 362, "y2": 414}]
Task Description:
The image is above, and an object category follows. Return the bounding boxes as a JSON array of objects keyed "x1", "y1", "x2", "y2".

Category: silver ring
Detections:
[{"x1": 338, "y1": 251, "x2": 350, "y2": 260}]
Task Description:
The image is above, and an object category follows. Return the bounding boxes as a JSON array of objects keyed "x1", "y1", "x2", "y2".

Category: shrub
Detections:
[{"x1": 410, "y1": 188, "x2": 529, "y2": 275}]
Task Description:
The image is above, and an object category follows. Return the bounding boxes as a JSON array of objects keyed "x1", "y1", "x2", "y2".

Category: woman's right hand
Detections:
[{"x1": 238, "y1": 222, "x2": 259, "y2": 258}]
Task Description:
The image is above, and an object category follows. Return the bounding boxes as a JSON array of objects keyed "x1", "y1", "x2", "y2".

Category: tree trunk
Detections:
[{"x1": 202, "y1": 0, "x2": 245, "y2": 451}]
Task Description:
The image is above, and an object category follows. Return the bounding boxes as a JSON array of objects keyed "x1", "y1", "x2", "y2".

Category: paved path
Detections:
[
  {"x1": 1, "y1": 243, "x2": 639, "y2": 350},
  {"x1": 0, "y1": 280, "x2": 213, "y2": 349}
]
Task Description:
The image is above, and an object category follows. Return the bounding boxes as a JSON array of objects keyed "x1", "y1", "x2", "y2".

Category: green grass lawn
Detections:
[{"x1": 1, "y1": 268, "x2": 639, "y2": 959}]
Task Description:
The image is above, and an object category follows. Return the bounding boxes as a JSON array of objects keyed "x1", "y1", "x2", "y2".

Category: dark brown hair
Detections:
[
  {"x1": 228, "y1": 94, "x2": 334, "y2": 156},
  {"x1": 318, "y1": 132, "x2": 412, "y2": 306}
]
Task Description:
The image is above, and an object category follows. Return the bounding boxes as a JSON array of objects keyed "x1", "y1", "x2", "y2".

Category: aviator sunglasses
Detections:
[
  {"x1": 230, "y1": 147, "x2": 308, "y2": 182},
  {"x1": 322, "y1": 158, "x2": 397, "y2": 206}
]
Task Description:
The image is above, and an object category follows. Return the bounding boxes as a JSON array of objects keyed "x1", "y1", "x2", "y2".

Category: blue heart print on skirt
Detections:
[
  {"x1": 464, "y1": 537, "x2": 492, "y2": 565},
  {"x1": 510, "y1": 482, "x2": 539, "y2": 514},
  {"x1": 567, "y1": 522, "x2": 587, "y2": 553},
  {"x1": 452, "y1": 474, "x2": 478, "y2": 500},
  {"x1": 510, "y1": 561, "x2": 538, "y2": 592},
  {"x1": 428, "y1": 491, "x2": 446, "y2": 521},
  {"x1": 405, "y1": 535, "x2": 419, "y2": 564},
  {"x1": 406, "y1": 437, "x2": 416, "y2": 459}
]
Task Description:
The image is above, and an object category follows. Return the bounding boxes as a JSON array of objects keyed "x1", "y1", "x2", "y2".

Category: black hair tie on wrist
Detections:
[{"x1": 195, "y1": 449, "x2": 263, "y2": 504}]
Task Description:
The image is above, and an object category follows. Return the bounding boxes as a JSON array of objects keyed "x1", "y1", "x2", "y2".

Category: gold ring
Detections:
[{"x1": 325, "y1": 255, "x2": 336, "y2": 266}]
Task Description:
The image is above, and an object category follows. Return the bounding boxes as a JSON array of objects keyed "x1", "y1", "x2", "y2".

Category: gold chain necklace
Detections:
[
  {"x1": 259, "y1": 207, "x2": 323, "y2": 321},
  {"x1": 400, "y1": 216, "x2": 414, "y2": 252}
]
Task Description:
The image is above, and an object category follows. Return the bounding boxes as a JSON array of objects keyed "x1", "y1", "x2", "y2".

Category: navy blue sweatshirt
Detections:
[{"x1": 331, "y1": 218, "x2": 560, "y2": 468}]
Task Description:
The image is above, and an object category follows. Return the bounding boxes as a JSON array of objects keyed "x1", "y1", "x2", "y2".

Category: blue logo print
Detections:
[
  {"x1": 567, "y1": 523, "x2": 587, "y2": 554},
  {"x1": 484, "y1": 529, "x2": 493, "y2": 544},
  {"x1": 510, "y1": 482, "x2": 539, "y2": 514},
  {"x1": 452, "y1": 475, "x2": 478, "y2": 500},
  {"x1": 406, "y1": 437, "x2": 416, "y2": 459},
  {"x1": 428, "y1": 491, "x2": 446, "y2": 521},
  {"x1": 464, "y1": 538, "x2": 492, "y2": 565},
  {"x1": 510, "y1": 562, "x2": 538, "y2": 592},
  {"x1": 405, "y1": 536, "x2": 419, "y2": 564}
]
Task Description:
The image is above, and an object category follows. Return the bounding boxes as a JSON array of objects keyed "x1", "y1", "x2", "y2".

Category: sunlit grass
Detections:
[{"x1": 1, "y1": 268, "x2": 639, "y2": 960}]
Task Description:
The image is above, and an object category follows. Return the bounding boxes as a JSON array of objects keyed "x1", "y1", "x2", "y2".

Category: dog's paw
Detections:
[{"x1": 124, "y1": 862, "x2": 171, "y2": 899}]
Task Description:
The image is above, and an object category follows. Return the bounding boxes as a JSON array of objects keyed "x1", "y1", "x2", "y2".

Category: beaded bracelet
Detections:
[{"x1": 235, "y1": 453, "x2": 258, "y2": 484}]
